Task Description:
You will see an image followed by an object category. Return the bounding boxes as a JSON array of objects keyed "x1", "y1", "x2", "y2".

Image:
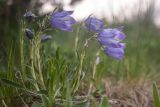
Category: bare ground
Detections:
[{"x1": 104, "y1": 79, "x2": 154, "y2": 107}]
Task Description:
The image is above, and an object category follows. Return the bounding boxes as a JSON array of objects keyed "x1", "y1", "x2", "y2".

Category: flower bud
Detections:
[
  {"x1": 41, "y1": 35, "x2": 52, "y2": 42},
  {"x1": 24, "y1": 11, "x2": 36, "y2": 22},
  {"x1": 25, "y1": 28, "x2": 34, "y2": 39}
]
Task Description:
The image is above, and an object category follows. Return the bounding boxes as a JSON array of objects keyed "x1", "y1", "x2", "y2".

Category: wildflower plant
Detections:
[{"x1": 0, "y1": 10, "x2": 126, "y2": 107}]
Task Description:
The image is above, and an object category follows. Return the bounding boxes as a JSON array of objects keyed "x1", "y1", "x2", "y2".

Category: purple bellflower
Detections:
[
  {"x1": 98, "y1": 28, "x2": 126, "y2": 47},
  {"x1": 85, "y1": 17, "x2": 104, "y2": 32},
  {"x1": 51, "y1": 11, "x2": 76, "y2": 32},
  {"x1": 105, "y1": 47, "x2": 124, "y2": 60},
  {"x1": 25, "y1": 29, "x2": 34, "y2": 39},
  {"x1": 24, "y1": 11, "x2": 36, "y2": 22},
  {"x1": 98, "y1": 28, "x2": 126, "y2": 60},
  {"x1": 41, "y1": 35, "x2": 52, "y2": 42}
]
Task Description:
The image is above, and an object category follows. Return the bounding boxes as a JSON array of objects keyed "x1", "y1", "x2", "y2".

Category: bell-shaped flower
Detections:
[
  {"x1": 98, "y1": 27, "x2": 126, "y2": 60},
  {"x1": 24, "y1": 11, "x2": 36, "y2": 22},
  {"x1": 51, "y1": 11, "x2": 76, "y2": 32},
  {"x1": 105, "y1": 47, "x2": 124, "y2": 60},
  {"x1": 98, "y1": 28, "x2": 126, "y2": 48},
  {"x1": 98, "y1": 28, "x2": 126, "y2": 41},
  {"x1": 85, "y1": 17, "x2": 104, "y2": 32}
]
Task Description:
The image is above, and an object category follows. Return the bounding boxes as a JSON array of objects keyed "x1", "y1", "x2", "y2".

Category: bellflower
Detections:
[
  {"x1": 105, "y1": 47, "x2": 124, "y2": 60},
  {"x1": 25, "y1": 29, "x2": 34, "y2": 39},
  {"x1": 24, "y1": 11, "x2": 36, "y2": 22},
  {"x1": 51, "y1": 11, "x2": 76, "y2": 32},
  {"x1": 98, "y1": 28, "x2": 126, "y2": 60},
  {"x1": 98, "y1": 28, "x2": 126, "y2": 48},
  {"x1": 41, "y1": 35, "x2": 52, "y2": 42},
  {"x1": 85, "y1": 17, "x2": 104, "y2": 32}
]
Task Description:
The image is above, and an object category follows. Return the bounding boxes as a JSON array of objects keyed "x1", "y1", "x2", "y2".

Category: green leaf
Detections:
[
  {"x1": 1, "y1": 78, "x2": 23, "y2": 89},
  {"x1": 153, "y1": 82, "x2": 160, "y2": 107},
  {"x1": 99, "y1": 96, "x2": 110, "y2": 107}
]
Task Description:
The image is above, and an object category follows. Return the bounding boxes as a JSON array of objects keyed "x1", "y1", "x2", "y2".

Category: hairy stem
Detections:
[
  {"x1": 30, "y1": 40, "x2": 39, "y2": 91},
  {"x1": 35, "y1": 32, "x2": 46, "y2": 89}
]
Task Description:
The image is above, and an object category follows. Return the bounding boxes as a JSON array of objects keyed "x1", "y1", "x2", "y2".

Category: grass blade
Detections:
[
  {"x1": 153, "y1": 82, "x2": 160, "y2": 107},
  {"x1": 99, "y1": 96, "x2": 110, "y2": 107},
  {"x1": 1, "y1": 78, "x2": 23, "y2": 89}
]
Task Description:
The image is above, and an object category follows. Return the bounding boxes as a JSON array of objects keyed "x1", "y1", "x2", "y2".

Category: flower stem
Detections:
[
  {"x1": 37, "y1": 45, "x2": 46, "y2": 89},
  {"x1": 30, "y1": 40, "x2": 39, "y2": 91},
  {"x1": 19, "y1": 21, "x2": 27, "y2": 88},
  {"x1": 88, "y1": 51, "x2": 100, "y2": 96},
  {"x1": 35, "y1": 32, "x2": 46, "y2": 89}
]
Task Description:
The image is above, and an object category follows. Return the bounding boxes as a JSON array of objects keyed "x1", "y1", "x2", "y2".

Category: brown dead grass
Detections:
[{"x1": 104, "y1": 79, "x2": 154, "y2": 107}]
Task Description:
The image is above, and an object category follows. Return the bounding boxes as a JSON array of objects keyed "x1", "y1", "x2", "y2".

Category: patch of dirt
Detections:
[{"x1": 104, "y1": 79, "x2": 153, "y2": 107}]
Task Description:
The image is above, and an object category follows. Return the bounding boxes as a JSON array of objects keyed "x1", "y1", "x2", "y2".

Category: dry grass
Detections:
[{"x1": 104, "y1": 79, "x2": 154, "y2": 107}]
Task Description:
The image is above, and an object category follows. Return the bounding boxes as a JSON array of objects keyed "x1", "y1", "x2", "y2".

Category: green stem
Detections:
[
  {"x1": 77, "y1": 51, "x2": 85, "y2": 89},
  {"x1": 74, "y1": 36, "x2": 95, "y2": 92},
  {"x1": 37, "y1": 45, "x2": 46, "y2": 89},
  {"x1": 30, "y1": 40, "x2": 39, "y2": 91},
  {"x1": 74, "y1": 25, "x2": 81, "y2": 57},
  {"x1": 88, "y1": 51, "x2": 100, "y2": 96},
  {"x1": 35, "y1": 33, "x2": 46, "y2": 89},
  {"x1": 19, "y1": 21, "x2": 27, "y2": 88}
]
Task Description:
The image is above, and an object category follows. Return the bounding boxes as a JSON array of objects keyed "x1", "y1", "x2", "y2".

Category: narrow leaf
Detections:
[
  {"x1": 153, "y1": 82, "x2": 160, "y2": 107},
  {"x1": 1, "y1": 78, "x2": 23, "y2": 89},
  {"x1": 99, "y1": 96, "x2": 110, "y2": 107}
]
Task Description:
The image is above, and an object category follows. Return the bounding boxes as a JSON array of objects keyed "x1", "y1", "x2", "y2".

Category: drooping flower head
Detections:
[
  {"x1": 25, "y1": 28, "x2": 34, "y2": 39},
  {"x1": 85, "y1": 17, "x2": 104, "y2": 32},
  {"x1": 24, "y1": 11, "x2": 36, "y2": 22},
  {"x1": 98, "y1": 28, "x2": 126, "y2": 60},
  {"x1": 51, "y1": 11, "x2": 76, "y2": 32},
  {"x1": 41, "y1": 35, "x2": 52, "y2": 42},
  {"x1": 104, "y1": 47, "x2": 124, "y2": 60},
  {"x1": 98, "y1": 28, "x2": 126, "y2": 48}
]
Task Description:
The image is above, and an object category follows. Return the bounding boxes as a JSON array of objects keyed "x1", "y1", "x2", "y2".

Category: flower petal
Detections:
[
  {"x1": 85, "y1": 17, "x2": 104, "y2": 32},
  {"x1": 62, "y1": 16, "x2": 76, "y2": 26},
  {"x1": 98, "y1": 29, "x2": 115, "y2": 38},
  {"x1": 98, "y1": 38, "x2": 119, "y2": 47},
  {"x1": 51, "y1": 11, "x2": 76, "y2": 32},
  {"x1": 52, "y1": 19, "x2": 73, "y2": 32},
  {"x1": 113, "y1": 29, "x2": 126, "y2": 41},
  {"x1": 105, "y1": 47, "x2": 124, "y2": 60},
  {"x1": 41, "y1": 35, "x2": 52, "y2": 42},
  {"x1": 53, "y1": 11, "x2": 73, "y2": 17}
]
